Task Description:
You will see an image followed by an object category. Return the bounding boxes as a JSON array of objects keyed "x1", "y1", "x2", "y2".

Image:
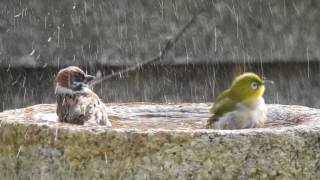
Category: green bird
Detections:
[{"x1": 206, "y1": 72, "x2": 273, "y2": 129}]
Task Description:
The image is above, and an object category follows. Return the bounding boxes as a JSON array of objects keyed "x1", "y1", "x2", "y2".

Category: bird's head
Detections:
[
  {"x1": 228, "y1": 72, "x2": 273, "y2": 103},
  {"x1": 54, "y1": 66, "x2": 95, "y2": 95}
]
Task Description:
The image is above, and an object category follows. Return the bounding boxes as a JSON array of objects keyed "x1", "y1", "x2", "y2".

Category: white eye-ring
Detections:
[{"x1": 251, "y1": 82, "x2": 258, "y2": 90}]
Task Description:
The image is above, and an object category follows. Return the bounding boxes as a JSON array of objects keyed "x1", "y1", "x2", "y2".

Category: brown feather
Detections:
[{"x1": 54, "y1": 66, "x2": 111, "y2": 127}]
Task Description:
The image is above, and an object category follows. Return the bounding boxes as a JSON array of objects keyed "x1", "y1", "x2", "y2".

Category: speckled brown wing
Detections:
[
  {"x1": 56, "y1": 94, "x2": 87, "y2": 125},
  {"x1": 79, "y1": 91, "x2": 112, "y2": 127},
  {"x1": 56, "y1": 89, "x2": 111, "y2": 126}
]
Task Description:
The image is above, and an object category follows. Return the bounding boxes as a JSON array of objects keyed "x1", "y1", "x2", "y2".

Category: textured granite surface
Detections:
[{"x1": 0, "y1": 103, "x2": 319, "y2": 179}]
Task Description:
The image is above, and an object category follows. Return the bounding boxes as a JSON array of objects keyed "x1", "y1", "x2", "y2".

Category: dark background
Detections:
[
  {"x1": 0, "y1": 0, "x2": 319, "y2": 111},
  {"x1": 1, "y1": 62, "x2": 319, "y2": 112}
]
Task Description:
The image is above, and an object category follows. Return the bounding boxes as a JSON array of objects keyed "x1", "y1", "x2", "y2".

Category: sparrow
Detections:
[
  {"x1": 206, "y1": 72, "x2": 273, "y2": 129},
  {"x1": 54, "y1": 66, "x2": 112, "y2": 127}
]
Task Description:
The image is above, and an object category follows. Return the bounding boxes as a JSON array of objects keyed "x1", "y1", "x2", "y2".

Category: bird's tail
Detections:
[{"x1": 206, "y1": 115, "x2": 218, "y2": 129}]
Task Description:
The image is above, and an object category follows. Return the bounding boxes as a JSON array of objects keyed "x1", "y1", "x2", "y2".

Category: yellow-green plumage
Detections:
[{"x1": 207, "y1": 72, "x2": 270, "y2": 129}]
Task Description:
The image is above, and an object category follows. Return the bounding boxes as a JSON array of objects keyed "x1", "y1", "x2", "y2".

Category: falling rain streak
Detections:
[{"x1": 0, "y1": 0, "x2": 318, "y2": 112}]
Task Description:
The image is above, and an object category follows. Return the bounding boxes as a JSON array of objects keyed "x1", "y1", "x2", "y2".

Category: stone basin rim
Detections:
[
  {"x1": 1, "y1": 119, "x2": 319, "y2": 136},
  {"x1": 1, "y1": 102, "x2": 320, "y2": 135}
]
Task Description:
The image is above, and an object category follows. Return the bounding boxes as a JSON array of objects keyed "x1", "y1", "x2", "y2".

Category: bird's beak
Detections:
[
  {"x1": 84, "y1": 74, "x2": 96, "y2": 83},
  {"x1": 262, "y1": 79, "x2": 274, "y2": 85}
]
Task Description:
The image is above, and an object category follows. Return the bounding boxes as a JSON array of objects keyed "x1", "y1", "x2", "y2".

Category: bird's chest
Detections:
[{"x1": 215, "y1": 98, "x2": 267, "y2": 129}]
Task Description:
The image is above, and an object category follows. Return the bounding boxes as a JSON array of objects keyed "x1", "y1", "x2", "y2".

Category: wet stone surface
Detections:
[
  {"x1": 1, "y1": 103, "x2": 320, "y2": 130},
  {"x1": 0, "y1": 103, "x2": 210, "y2": 130}
]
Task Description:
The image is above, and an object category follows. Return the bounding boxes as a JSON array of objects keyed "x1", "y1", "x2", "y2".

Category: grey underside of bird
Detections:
[
  {"x1": 207, "y1": 98, "x2": 267, "y2": 129},
  {"x1": 56, "y1": 94, "x2": 111, "y2": 126}
]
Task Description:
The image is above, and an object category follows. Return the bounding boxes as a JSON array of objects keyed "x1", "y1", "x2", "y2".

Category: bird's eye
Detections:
[{"x1": 251, "y1": 82, "x2": 258, "y2": 90}]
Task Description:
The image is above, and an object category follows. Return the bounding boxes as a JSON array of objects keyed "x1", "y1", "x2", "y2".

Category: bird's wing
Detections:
[
  {"x1": 210, "y1": 89, "x2": 233, "y2": 114},
  {"x1": 208, "y1": 96, "x2": 237, "y2": 125},
  {"x1": 210, "y1": 97, "x2": 237, "y2": 117},
  {"x1": 82, "y1": 92, "x2": 112, "y2": 127},
  {"x1": 214, "y1": 89, "x2": 229, "y2": 103}
]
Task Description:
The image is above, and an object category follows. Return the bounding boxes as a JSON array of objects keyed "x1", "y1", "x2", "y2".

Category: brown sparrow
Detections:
[{"x1": 54, "y1": 66, "x2": 112, "y2": 127}]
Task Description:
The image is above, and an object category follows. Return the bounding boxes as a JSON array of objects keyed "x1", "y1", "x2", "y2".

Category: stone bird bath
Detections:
[{"x1": 0, "y1": 103, "x2": 320, "y2": 179}]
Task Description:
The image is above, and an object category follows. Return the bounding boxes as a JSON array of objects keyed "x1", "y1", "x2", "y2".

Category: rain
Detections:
[
  {"x1": 0, "y1": 0, "x2": 319, "y2": 179},
  {"x1": 0, "y1": 0, "x2": 318, "y2": 113}
]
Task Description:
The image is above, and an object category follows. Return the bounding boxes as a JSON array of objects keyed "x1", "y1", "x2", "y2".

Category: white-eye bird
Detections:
[{"x1": 206, "y1": 72, "x2": 273, "y2": 129}]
